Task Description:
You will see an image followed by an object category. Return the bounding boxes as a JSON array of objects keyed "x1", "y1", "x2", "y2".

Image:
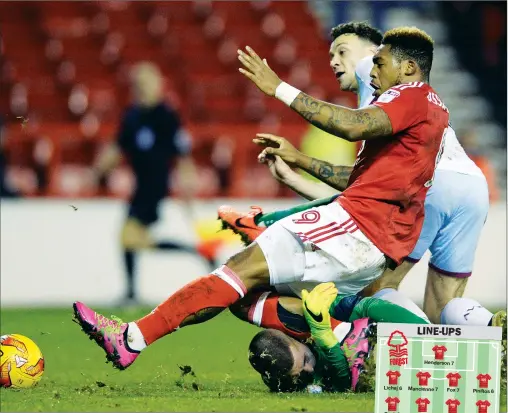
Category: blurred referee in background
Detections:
[{"x1": 92, "y1": 62, "x2": 220, "y2": 306}]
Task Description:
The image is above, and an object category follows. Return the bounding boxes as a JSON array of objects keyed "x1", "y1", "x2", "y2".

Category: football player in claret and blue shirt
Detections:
[{"x1": 92, "y1": 62, "x2": 220, "y2": 306}]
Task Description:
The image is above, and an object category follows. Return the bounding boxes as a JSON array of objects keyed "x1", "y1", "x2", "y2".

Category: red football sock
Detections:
[
  {"x1": 246, "y1": 292, "x2": 310, "y2": 341},
  {"x1": 136, "y1": 265, "x2": 246, "y2": 345},
  {"x1": 330, "y1": 318, "x2": 342, "y2": 330}
]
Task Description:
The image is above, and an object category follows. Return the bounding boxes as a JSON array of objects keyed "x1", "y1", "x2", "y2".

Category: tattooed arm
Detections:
[
  {"x1": 255, "y1": 134, "x2": 354, "y2": 192},
  {"x1": 296, "y1": 156, "x2": 353, "y2": 192},
  {"x1": 290, "y1": 92, "x2": 392, "y2": 142},
  {"x1": 259, "y1": 152, "x2": 340, "y2": 200},
  {"x1": 237, "y1": 46, "x2": 392, "y2": 141}
]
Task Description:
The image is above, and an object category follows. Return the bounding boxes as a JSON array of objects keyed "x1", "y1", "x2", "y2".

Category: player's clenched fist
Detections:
[
  {"x1": 238, "y1": 46, "x2": 282, "y2": 96},
  {"x1": 253, "y1": 133, "x2": 302, "y2": 166}
]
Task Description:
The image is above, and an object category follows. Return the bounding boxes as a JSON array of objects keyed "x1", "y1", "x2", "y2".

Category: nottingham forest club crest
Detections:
[{"x1": 388, "y1": 330, "x2": 409, "y2": 366}]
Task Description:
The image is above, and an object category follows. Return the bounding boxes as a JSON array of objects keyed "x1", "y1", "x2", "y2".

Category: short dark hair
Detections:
[
  {"x1": 382, "y1": 27, "x2": 434, "y2": 79},
  {"x1": 248, "y1": 330, "x2": 309, "y2": 392},
  {"x1": 330, "y1": 21, "x2": 383, "y2": 46}
]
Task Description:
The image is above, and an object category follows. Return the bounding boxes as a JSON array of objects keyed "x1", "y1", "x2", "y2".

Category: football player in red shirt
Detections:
[{"x1": 72, "y1": 27, "x2": 450, "y2": 372}]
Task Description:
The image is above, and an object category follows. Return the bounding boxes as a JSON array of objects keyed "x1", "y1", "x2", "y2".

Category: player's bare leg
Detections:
[
  {"x1": 121, "y1": 218, "x2": 154, "y2": 250},
  {"x1": 120, "y1": 217, "x2": 223, "y2": 305},
  {"x1": 360, "y1": 261, "x2": 414, "y2": 297},
  {"x1": 73, "y1": 242, "x2": 271, "y2": 370},
  {"x1": 423, "y1": 268, "x2": 468, "y2": 324},
  {"x1": 230, "y1": 292, "x2": 311, "y2": 340},
  {"x1": 120, "y1": 218, "x2": 155, "y2": 305}
]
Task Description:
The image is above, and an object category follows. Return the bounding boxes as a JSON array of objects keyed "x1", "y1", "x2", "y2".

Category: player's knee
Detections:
[
  {"x1": 225, "y1": 242, "x2": 270, "y2": 290},
  {"x1": 120, "y1": 223, "x2": 152, "y2": 250},
  {"x1": 121, "y1": 233, "x2": 148, "y2": 250},
  {"x1": 361, "y1": 262, "x2": 412, "y2": 296},
  {"x1": 229, "y1": 297, "x2": 252, "y2": 322}
]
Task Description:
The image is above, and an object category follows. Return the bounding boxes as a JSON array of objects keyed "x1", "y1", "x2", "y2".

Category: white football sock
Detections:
[
  {"x1": 373, "y1": 288, "x2": 430, "y2": 323},
  {"x1": 126, "y1": 322, "x2": 147, "y2": 352},
  {"x1": 440, "y1": 297, "x2": 494, "y2": 326}
]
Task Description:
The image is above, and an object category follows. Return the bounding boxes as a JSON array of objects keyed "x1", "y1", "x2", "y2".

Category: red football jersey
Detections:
[
  {"x1": 477, "y1": 399, "x2": 491, "y2": 413},
  {"x1": 416, "y1": 371, "x2": 431, "y2": 386},
  {"x1": 386, "y1": 370, "x2": 401, "y2": 385},
  {"x1": 415, "y1": 398, "x2": 430, "y2": 413},
  {"x1": 339, "y1": 82, "x2": 449, "y2": 264},
  {"x1": 477, "y1": 374, "x2": 492, "y2": 388},
  {"x1": 446, "y1": 399, "x2": 461, "y2": 413},
  {"x1": 386, "y1": 397, "x2": 400, "y2": 412},
  {"x1": 446, "y1": 372, "x2": 461, "y2": 387},
  {"x1": 432, "y1": 345, "x2": 447, "y2": 360}
]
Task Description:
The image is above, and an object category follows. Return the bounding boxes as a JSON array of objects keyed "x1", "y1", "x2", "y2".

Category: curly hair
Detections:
[{"x1": 382, "y1": 27, "x2": 434, "y2": 79}]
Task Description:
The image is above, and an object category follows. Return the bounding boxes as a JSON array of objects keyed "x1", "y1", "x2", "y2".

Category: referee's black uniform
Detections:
[
  {"x1": 117, "y1": 102, "x2": 200, "y2": 303},
  {"x1": 118, "y1": 102, "x2": 190, "y2": 225}
]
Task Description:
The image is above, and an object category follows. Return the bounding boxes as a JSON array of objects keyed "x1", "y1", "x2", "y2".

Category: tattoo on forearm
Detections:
[
  {"x1": 307, "y1": 159, "x2": 353, "y2": 191},
  {"x1": 291, "y1": 93, "x2": 391, "y2": 140}
]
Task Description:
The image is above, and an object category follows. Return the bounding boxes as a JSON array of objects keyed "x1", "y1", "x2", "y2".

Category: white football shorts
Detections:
[{"x1": 256, "y1": 201, "x2": 387, "y2": 296}]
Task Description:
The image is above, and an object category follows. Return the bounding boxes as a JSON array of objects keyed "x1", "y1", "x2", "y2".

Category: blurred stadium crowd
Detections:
[{"x1": 0, "y1": 1, "x2": 505, "y2": 200}]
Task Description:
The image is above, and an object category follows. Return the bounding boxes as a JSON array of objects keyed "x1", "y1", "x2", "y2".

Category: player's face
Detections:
[
  {"x1": 329, "y1": 34, "x2": 375, "y2": 92},
  {"x1": 370, "y1": 45, "x2": 402, "y2": 97},
  {"x1": 288, "y1": 339, "x2": 316, "y2": 382},
  {"x1": 131, "y1": 65, "x2": 163, "y2": 107}
]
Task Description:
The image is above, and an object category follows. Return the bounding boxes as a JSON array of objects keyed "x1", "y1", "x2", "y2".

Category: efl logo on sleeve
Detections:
[{"x1": 377, "y1": 89, "x2": 401, "y2": 103}]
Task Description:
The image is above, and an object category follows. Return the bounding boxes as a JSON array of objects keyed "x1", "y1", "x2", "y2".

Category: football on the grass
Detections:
[{"x1": 0, "y1": 334, "x2": 45, "y2": 388}]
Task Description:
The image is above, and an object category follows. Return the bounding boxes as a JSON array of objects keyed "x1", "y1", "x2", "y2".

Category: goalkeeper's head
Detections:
[{"x1": 248, "y1": 329, "x2": 316, "y2": 392}]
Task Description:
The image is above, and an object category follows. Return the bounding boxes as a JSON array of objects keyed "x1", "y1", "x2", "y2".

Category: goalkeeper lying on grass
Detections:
[{"x1": 247, "y1": 283, "x2": 429, "y2": 393}]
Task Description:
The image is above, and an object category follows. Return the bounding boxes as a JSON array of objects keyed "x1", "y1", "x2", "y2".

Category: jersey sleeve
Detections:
[
  {"x1": 348, "y1": 296, "x2": 430, "y2": 324},
  {"x1": 313, "y1": 343, "x2": 351, "y2": 392},
  {"x1": 373, "y1": 85, "x2": 427, "y2": 134},
  {"x1": 329, "y1": 293, "x2": 362, "y2": 321}
]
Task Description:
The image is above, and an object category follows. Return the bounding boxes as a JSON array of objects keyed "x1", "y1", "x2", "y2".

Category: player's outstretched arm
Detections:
[
  {"x1": 301, "y1": 283, "x2": 351, "y2": 391},
  {"x1": 328, "y1": 294, "x2": 430, "y2": 325},
  {"x1": 238, "y1": 46, "x2": 392, "y2": 142},
  {"x1": 290, "y1": 94, "x2": 392, "y2": 142},
  {"x1": 255, "y1": 135, "x2": 353, "y2": 191},
  {"x1": 349, "y1": 297, "x2": 430, "y2": 325},
  {"x1": 259, "y1": 153, "x2": 340, "y2": 200}
]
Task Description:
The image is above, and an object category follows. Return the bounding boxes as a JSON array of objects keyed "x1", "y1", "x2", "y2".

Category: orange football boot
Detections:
[{"x1": 218, "y1": 205, "x2": 266, "y2": 246}]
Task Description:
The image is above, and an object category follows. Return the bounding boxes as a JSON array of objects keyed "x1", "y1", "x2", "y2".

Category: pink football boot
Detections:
[
  {"x1": 72, "y1": 302, "x2": 139, "y2": 370},
  {"x1": 341, "y1": 318, "x2": 376, "y2": 391}
]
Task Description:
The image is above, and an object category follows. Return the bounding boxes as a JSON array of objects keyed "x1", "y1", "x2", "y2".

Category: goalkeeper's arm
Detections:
[
  {"x1": 330, "y1": 294, "x2": 430, "y2": 325},
  {"x1": 301, "y1": 284, "x2": 351, "y2": 391}
]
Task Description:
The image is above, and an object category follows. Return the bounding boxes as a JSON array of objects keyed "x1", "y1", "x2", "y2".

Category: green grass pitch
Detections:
[{"x1": 1, "y1": 307, "x2": 506, "y2": 412}]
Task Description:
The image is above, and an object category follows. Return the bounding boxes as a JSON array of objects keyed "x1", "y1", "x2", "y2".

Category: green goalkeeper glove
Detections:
[{"x1": 302, "y1": 282, "x2": 340, "y2": 349}]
